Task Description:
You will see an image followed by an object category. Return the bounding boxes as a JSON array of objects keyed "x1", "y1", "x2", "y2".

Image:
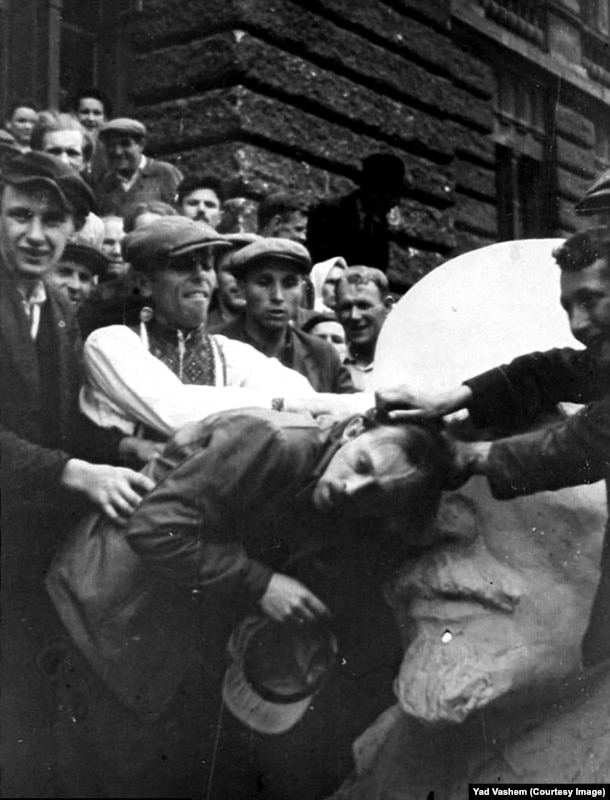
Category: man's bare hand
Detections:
[
  {"x1": 260, "y1": 573, "x2": 330, "y2": 624},
  {"x1": 375, "y1": 384, "x2": 473, "y2": 420},
  {"x1": 60, "y1": 459, "x2": 155, "y2": 524}
]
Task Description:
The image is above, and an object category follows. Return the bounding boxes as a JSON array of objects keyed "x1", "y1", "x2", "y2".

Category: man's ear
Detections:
[
  {"x1": 384, "y1": 295, "x2": 395, "y2": 313},
  {"x1": 341, "y1": 416, "x2": 366, "y2": 442}
]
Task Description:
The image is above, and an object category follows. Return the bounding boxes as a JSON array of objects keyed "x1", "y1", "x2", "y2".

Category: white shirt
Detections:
[{"x1": 80, "y1": 326, "x2": 316, "y2": 437}]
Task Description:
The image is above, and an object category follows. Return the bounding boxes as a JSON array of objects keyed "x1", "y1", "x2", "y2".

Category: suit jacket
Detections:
[
  {"x1": 216, "y1": 315, "x2": 356, "y2": 393},
  {"x1": 307, "y1": 190, "x2": 390, "y2": 271},
  {"x1": 95, "y1": 157, "x2": 183, "y2": 217}
]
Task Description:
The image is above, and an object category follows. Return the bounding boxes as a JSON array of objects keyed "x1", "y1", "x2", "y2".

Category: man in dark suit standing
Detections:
[
  {"x1": 0, "y1": 151, "x2": 153, "y2": 796},
  {"x1": 307, "y1": 153, "x2": 405, "y2": 273}
]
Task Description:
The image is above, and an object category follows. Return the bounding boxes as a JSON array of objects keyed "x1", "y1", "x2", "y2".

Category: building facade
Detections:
[{"x1": 3, "y1": 0, "x2": 609, "y2": 289}]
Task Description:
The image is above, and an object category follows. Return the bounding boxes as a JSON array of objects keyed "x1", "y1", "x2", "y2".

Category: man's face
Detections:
[
  {"x1": 0, "y1": 184, "x2": 75, "y2": 281},
  {"x1": 560, "y1": 258, "x2": 610, "y2": 348},
  {"x1": 42, "y1": 130, "x2": 85, "y2": 172},
  {"x1": 179, "y1": 188, "x2": 222, "y2": 228},
  {"x1": 391, "y1": 477, "x2": 605, "y2": 725},
  {"x1": 143, "y1": 249, "x2": 215, "y2": 330},
  {"x1": 336, "y1": 281, "x2": 389, "y2": 352},
  {"x1": 101, "y1": 216, "x2": 126, "y2": 279},
  {"x1": 241, "y1": 262, "x2": 303, "y2": 333},
  {"x1": 105, "y1": 134, "x2": 143, "y2": 177},
  {"x1": 308, "y1": 319, "x2": 347, "y2": 361},
  {"x1": 76, "y1": 97, "x2": 106, "y2": 134},
  {"x1": 216, "y1": 251, "x2": 245, "y2": 313},
  {"x1": 46, "y1": 260, "x2": 94, "y2": 307},
  {"x1": 273, "y1": 211, "x2": 308, "y2": 244},
  {"x1": 6, "y1": 106, "x2": 37, "y2": 146},
  {"x1": 313, "y1": 424, "x2": 416, "y2": 519}
]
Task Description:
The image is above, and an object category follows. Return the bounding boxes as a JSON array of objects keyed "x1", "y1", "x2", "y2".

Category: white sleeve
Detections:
[
  {"x1": 80, "y1": 326, "x2": 292, "y2": 437},
  {"x1": 214, "y1": 335, "x2": 316, "y2": 397}
]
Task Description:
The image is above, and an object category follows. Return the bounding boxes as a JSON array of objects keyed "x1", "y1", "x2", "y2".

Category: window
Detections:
[{"x1": 493, "y1": 71, "x2": 551, "y2": 240}]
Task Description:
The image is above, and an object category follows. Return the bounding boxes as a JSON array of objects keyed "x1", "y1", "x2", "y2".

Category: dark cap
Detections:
[
  {"x1": 99, "y1": 117, "x2": 147, "y2": 141},
  {"x1": 1, "y1": 150, "x2": 96, "y2": 218},
  {"x1": 60, "y1": 241, "x2": 109, "y2": 279},
  {"x1": 123, "y1": 216, "x2": 230, "y2": 272},
  {"x1": 360, "y1": 153, "x2": 405, "y2": 194},
  {"x1": 576, "y1": 169, "x2": 610, "y2": 215},
  {"x1": 229, "y1": 237, "x2": 312, "y2": 278}
]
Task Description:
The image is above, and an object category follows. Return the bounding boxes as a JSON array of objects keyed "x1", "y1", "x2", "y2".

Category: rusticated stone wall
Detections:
[{"x1": 128, "y1": 0, "x2": 497, "y2": 290}]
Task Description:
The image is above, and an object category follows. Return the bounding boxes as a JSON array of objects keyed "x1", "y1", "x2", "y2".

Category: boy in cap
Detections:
[
  {"x1": 217, "y1": 237, "x2": 356, "y2": 393},
  {"x1": 0, "y1": 151, "x2": 154, "y2": 796},
  {"x1": 95, "y1": 117, "x2": 183, "y2": 216},
  {"x1": 46, "y1": 232, "x2": 109, "y2": 309}
]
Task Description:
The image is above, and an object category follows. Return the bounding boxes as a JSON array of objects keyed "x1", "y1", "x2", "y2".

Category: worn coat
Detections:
[
  {"x1": 95, "y1": 157, "x2": 182, "y2": 217},
  {"x1": 217, "y1": 315, "x2": 356, "y2": 394}
]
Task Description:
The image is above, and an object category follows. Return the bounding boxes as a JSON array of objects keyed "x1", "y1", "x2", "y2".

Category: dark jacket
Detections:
[
  {"x1": 46, "y1": 409, "x2": 402, "y2": 720},
  {"x1": 307, "y1": 190, "x2": 390, "y2": 272},
  {"x1": 463, "y1": 346, "x2": 610, "y2": 666},
  {"x1": 217, "y1": 315, "x2": 356, "y2": 393},
  {"x1": 94, "y1": 157, "x2": 183, "y2": 217}
]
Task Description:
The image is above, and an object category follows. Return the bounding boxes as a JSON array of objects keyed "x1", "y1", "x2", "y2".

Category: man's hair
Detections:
[
  {"x1": 361, "y1": 415, "x2": 452, "y2": 531},
  {"x1": 175, "y1": 173, "x2": 225, "y2": 205},
  {"x1": 6, "y1": 98, "x2": 39, "y2": 118},
  {"x1": 71, "y1": 87, "x2": 112, "y2": 119},
  {"x1": 258, "y1": 192, "x2": 309, "y2": 232},
  {"x1": 123, "y1": 201, "x2": 178, "y2": 233},
  {"x1": 336, "y1": 265, "x2": 389, "y2": 299},
  {"x1": 553, "y1": 226, "x2": 610, "y2": 273},
  {"x1": 30, "y1": 111, "x2": 93, "y2": 162}
]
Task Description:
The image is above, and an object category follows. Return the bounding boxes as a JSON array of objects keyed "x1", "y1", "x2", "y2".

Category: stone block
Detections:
[
  {"x1": 138, "y1": 87, "x2": 457, "y2": 206},
  {"x1": 555, "y1": 104, "x2": 595, "y2": 149},
  {"x1": 291, "y1": 0, "x2": 493, "y2": 97},
  {"x1": 132, "y1": 0, "x2": 236, "y2": 48},
  {"x1": 454, "y1": 158, "x2": 496, "y2": 200},
  {"x1": 132, "y1": 33, "x2": 240, "y2": 100},
  {"x1": 171, "y1": 141, "x2": 356, "y2": 201},
  {"x1": 556, "y1": 166, "x2": 594, "y2": 204},
  {"x1": 453, "y1": 230, "x2": 496, "y2": 256},
  {"x1": 453, "y1": 194, "x2": 497, "y2": 238},
  {"x1": 392, "y1": 198, "x2": 457, "y2": 252},
  {"x1": 556, "y1": 137, "x2": 597, "y2": 180},
  {"x1": 388, "y1": 241, "x2": 446, "y2": 292}
]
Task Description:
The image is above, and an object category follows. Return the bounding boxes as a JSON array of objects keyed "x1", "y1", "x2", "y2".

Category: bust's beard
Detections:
[{"x1": 395, "y1": 618, "x2": 579, "y2": 725}]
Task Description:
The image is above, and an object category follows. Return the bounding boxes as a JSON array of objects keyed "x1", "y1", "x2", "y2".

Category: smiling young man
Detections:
[
  {"x1": 95, "y1": 117, "x2": 182, "y2": 216},
  {"x1": 5, "y1": 98, "x2": 39, "y2": 152},
  {"x1": 217, "y1": 237, "x2": 356, "y2": 393},
  {"x1": 336, "y1": 266, "x2": 393, "y2": 391},
  {"x1": 0, "y1": 151, "x2": 154, "y2": 797}
]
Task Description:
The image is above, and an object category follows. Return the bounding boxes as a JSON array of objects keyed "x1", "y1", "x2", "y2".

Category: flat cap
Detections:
[
  {"x1": 60, "y1": 241, "x2": 109, "y2": 278},
  {"x1": 576, "y1": 169, "x2": 610, "y2": 215},
  {"x1": 99, "y1": 117, "x2": 147, "y2": 140},
  {"x1": 123, "y1": 216, "x2": 230, "y2": 272},
  {"x1": 1, "y1": 150, "x2": 95, "y2": 218},
  {"x1": 229, "y1": 237, "x2": 312, "y2": 278}
]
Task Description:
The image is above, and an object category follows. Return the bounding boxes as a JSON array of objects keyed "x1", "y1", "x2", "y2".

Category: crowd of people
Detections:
[{"x1": 2, "y1": 87, "x2": 610, "y2": 799}]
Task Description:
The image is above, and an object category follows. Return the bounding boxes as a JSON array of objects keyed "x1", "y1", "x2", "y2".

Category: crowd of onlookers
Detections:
[
  {"x1": 0, "y1": 89, "x2": 410, "y2": 799},
  {"x1": 2, "y1": 89, "x2": 405, "y2": 399}
]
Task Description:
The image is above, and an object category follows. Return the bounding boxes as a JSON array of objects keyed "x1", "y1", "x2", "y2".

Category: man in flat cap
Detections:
[
  {"x1": 217, "y1": 237, "x2": 357, "y2": 393},
  {"x1": 0, "y1": 151, "x2": 155, "y2": 796},
  {"x1": 307, "y1": 153, "x2": 405, "y2": 276},
  {"x1": 94, "y1": 117, "x2": 183, "y2": 216},
  {"x1": 79, "y1": 217, "x2": 368, "y2": 451}
]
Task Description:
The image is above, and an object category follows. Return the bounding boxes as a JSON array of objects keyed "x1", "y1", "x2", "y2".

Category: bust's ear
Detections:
[
  {"x1": 341, "y1": 416, "x2": 366, "y2": 442},
  {"x1": 137, "y1": 272, "x2": 153, "y2": 298}
]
